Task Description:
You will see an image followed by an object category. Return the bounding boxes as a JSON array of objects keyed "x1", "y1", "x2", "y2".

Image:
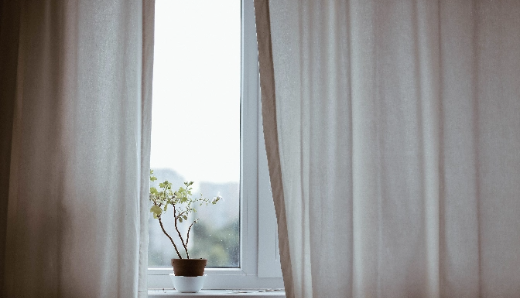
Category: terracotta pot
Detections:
[{"x1": 171, "y1": 258, "x2": 207, "y2": 276}]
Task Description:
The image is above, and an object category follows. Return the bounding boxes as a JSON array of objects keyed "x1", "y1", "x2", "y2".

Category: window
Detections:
[
  {"x1": 149, "y1": 0, "x2": 240, "y2": 269},
  {"x1": 148, "y1": 0, "x2": 283, "y2": 290}
]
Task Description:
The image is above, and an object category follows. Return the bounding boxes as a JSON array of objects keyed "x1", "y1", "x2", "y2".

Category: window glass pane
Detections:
[{"x1": 149, "y1": 0, "x2": 240, "y2": 268}]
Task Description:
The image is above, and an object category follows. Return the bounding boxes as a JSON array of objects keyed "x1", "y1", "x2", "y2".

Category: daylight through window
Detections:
[{"x1": 149, "y1": 0, "x2": 241, "y2": 268}]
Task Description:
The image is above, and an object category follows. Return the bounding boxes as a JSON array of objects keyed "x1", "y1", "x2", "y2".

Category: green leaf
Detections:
[
  {"x1": 149, "y1": 170, "x2": 157, "y2": 182},
  {"x1": 150, "y1": 205, "x2": 162, "y2": 217}
]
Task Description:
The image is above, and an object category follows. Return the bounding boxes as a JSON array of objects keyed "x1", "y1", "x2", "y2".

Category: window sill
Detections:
[{"x1": 148, "y1": 289, "x2": 285, "y2": 298}]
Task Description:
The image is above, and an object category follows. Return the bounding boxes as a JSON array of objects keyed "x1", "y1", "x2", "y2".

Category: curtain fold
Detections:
[
  {"x1": 0, "y1": 0, "x2": 154, "y2": 297},
  {"x1": 256, "y1": 0, "x2": 520, "y2": 297}
]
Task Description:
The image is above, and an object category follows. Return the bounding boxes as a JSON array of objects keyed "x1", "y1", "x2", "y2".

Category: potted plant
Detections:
[{"x1": 149, "y1": 170, "x2": 221, "y2": 292}]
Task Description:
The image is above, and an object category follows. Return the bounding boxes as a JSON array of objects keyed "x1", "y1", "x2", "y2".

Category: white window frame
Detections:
[{"x1": 147, "y1": 0, "x2": 283, "y2": 290}]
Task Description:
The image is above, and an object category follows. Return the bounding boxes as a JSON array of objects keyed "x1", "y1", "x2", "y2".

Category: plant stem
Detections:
[
  {"x1": 158, "y1": 216, "x2": 182, "y2": 259},
  {"x1": 186, "y1": 221, "x2": 196, "y2": 247},
  {"x1": 173, "y1": 205, "x2": 190, "y2": 259}
]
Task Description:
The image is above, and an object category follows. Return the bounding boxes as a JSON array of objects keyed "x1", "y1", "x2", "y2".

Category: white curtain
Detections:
[
  {"x1": 255, "y1": 0, "x2": 520, "y2": 297},
  {"x1": 0, "y1": 0, "x2": 154, "y2": 297}
]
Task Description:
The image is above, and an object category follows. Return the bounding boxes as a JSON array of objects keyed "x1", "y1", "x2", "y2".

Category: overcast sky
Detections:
[{"x1": 150, "y1": 0, "x2": 241, "y2": 184}]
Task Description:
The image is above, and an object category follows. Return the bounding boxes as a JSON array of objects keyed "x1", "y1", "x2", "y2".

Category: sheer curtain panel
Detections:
[
  {"x1": 0, "y1": 0, "x2": 155, "y2": 297},
  {"x1": 255, "y1": 0, "x2": 520, "y2": 297}
]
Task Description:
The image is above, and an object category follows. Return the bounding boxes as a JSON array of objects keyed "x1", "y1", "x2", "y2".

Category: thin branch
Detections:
[
  {"x1": 173, "y1": 205, "x2": 190, "y2": 259},
  {"x1": 186, "y1": 220, "x2": 197, "y2": 247},
  {"x1": 158, "y1": 216, "x2": 182, "y2": 259}
]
